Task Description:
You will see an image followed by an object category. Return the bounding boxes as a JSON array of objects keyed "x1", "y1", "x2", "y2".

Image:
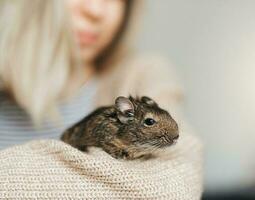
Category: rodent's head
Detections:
[{"x1": 115, "y1": 96, "x2": 179, "y2": 152}]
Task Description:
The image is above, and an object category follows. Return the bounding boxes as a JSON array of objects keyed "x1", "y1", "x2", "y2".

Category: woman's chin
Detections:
[{"x1": 78, "y1": 48, "x2": 98, "y2": 65}]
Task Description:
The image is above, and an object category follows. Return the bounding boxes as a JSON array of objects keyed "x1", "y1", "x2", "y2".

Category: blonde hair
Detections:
[
  {"x1": 0, "y1": 0, "x2": 141, "y2": 124},
  {"x1": 0, "y1": 0, "x2": 83, "y2": 123}
]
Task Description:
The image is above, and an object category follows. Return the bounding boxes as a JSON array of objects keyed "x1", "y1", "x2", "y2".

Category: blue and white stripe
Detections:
[{"x1": 0, "y1": 78, "x2": 98, "y2": 150}]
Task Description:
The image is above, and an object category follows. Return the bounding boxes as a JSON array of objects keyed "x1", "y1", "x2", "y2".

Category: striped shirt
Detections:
[{"x1": 0, "y1": 78, "x2": 98, "y2": 150}]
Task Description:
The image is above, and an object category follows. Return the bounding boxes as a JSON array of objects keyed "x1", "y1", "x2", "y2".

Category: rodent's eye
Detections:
[{"x1": 144, "y1": 118, "x2": 156, "y2": 126}]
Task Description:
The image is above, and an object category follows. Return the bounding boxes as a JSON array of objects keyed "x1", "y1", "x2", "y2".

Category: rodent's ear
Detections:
[
  {"x1": 141, "y1": 96, "x2": 158, "y2": 106},
  {"x1": 115, "y1": 96, "x2": 134, "y2": 123},
  {"x1": 115, "y1": 96, "x2": 134, "y2": 114}
]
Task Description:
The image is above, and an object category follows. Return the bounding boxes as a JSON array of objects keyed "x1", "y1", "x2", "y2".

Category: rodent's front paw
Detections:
[
  {"x1": 108, "y1": 149, "x2": 130, "y2": 160},
  {"x1": 102, "y1": 144, "x2": 154, "y2": 160},
  {"x1": 111, "y1": 150, "x2": 154, "y2": 160},
  {"x1": 138, "y1": 153, "x2": 156, "y2": 160}
]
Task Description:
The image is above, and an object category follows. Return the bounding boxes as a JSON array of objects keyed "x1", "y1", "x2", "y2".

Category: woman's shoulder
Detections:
[
  {"x1": 121, "y1": 52, "x2": 177, "y2": 73},
  {"x1": 120, "y1": 53, "x2": 184, "y2": 97},
  {"x1": 95, "y1": 52, "x2": 183, "y2": 106},
  {"x1": 119, "y1": 52, "x2": 182, "y2": 89}
]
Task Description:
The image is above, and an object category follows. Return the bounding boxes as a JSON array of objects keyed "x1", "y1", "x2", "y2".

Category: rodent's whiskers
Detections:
[
  {"x1": 163, "y1": 135, "x2": 172, "y2": 144},
  {"x1": 125, "y1": 143, "x2": 146, "y2": 154},
  {"x1": 131, "y1": 140, "x2": 163, "y2": 154}
]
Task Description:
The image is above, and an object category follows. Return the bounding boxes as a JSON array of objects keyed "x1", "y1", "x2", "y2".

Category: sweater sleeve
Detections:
[{"x1": 0, "y1": 138, "x2": 202, "y2": 200}]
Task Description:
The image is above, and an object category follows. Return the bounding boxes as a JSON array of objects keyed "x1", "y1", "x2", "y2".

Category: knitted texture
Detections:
[{"x1": 0, "y1": 130, "x2": 202, "y2": 200}]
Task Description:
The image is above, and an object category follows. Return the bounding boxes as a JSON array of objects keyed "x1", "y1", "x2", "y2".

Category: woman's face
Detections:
[{"x1": 67, "y1": 0, "x2": 126, "y2": 64}]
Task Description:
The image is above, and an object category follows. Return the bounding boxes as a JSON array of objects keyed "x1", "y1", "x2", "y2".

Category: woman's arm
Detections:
[{"x1": 0, "y1": 136, "x2": 202, "y2": 199}]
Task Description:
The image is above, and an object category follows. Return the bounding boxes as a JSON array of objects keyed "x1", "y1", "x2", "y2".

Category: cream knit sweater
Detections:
[{"x1": 0, "y1": 55, "x2": 203, "y2": 199}]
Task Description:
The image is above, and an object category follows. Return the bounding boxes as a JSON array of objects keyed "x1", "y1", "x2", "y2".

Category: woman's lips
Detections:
[{"x1": 76, "y1": 30, "x2": 99, "y2": 46}]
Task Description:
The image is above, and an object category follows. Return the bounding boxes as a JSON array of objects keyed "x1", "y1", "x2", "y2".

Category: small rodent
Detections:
[{"x1": 61, "y1": 96, "x2": 179, "y2": 160}]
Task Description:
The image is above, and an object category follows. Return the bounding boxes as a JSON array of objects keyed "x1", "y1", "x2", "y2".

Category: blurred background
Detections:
[{"x1": 136, "y1": 0, "x2": 255, "y2": 199}]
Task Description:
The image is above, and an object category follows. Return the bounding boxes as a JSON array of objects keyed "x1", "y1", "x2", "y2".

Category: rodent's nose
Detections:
[{"x1": 173, "y1": 135, "x2": 179, "y2": 140}]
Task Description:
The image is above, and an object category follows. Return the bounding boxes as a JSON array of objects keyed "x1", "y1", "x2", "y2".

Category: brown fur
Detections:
[{"x1": 60, "y1": 96, "x2": 179, "y2": 160}]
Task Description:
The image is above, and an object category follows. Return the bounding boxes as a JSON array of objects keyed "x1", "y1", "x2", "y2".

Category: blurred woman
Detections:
[
  {"x1": 0, "y1": 0, "x2": 203, "y2": 199},
  {"x1": 0, "y1": 0, "x2": 183, "y2": 149},
  {"x1": 0, "y1": 0, "x2": 135, "y2": 148}
]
